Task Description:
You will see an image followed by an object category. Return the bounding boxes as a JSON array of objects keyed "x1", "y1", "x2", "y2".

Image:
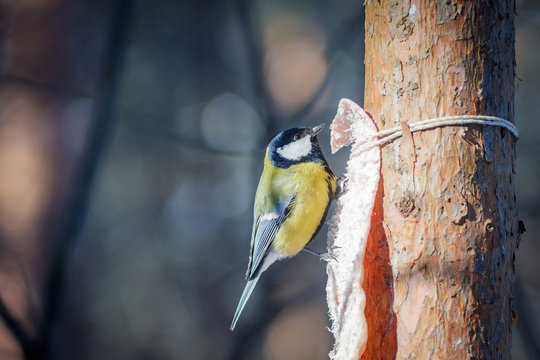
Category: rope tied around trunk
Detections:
[{"x1": 353, "y1": 115, "x2": 518, "y2": 154}]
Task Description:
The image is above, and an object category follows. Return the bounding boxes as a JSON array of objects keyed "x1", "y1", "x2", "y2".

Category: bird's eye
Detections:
[{"x1": 293, "y1": 134, "x2": 301, "y2": 141}]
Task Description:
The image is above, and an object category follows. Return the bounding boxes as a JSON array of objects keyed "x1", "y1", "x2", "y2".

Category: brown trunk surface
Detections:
[{"x1": 363, "y1": 0, "x2": 518, "y2": 358}]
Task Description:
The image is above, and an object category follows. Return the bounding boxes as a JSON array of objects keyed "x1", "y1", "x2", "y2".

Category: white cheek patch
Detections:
[{"x1": 276, "y1": 136, "x2": 312, "y2": 160}]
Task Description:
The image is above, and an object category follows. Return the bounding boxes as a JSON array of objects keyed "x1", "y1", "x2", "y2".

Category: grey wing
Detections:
[{"x1": 245, "y1": 194, "x2": 294, "y2": 280}]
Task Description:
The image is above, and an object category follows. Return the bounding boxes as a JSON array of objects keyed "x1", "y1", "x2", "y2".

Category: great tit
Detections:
[{"x1": 230, "y1": 124, "x2": 337, "y2": 331}]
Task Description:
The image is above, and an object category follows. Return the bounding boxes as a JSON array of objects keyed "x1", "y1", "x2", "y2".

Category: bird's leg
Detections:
[
  {"x1": 302, "y1": 247, "x2": 323, "y2": 258},
  {"x1": 302, "y1": 247, "x2": 339, "y2": 262}
]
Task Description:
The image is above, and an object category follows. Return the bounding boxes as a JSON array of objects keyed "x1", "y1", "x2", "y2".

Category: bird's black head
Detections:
[{"x1": 267, "y1": 124, "x2": 327, "y2": 168}]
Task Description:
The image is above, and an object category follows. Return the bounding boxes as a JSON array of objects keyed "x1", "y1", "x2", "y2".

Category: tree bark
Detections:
[{"x1": 362, "y1": 0, "x2": 518, "y2": 358}]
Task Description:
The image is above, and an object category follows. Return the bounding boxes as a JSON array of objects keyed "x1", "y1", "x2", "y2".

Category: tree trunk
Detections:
[{"x1": 362, "y1": 0, "x2": 518, "y2": 358}]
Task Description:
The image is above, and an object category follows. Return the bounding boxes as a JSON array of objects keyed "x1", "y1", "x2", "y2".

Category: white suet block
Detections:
[{"x1": 326, "y1": 98, "x2": 381, "y2": 360}]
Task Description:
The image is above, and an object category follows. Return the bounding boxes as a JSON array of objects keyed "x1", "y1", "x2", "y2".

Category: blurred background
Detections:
[{"x1": 0, "y1": 0, "x2": 537, "y2": 359}]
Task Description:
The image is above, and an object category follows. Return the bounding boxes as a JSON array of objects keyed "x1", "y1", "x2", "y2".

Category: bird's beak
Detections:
[{"x1": 311, "y1": 123, "x2": 325, "y2": 136}]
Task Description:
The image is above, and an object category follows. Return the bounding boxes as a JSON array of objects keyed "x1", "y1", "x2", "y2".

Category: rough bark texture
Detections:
[{"x1": 363, "y1": 1, "x2": 518, "y2": 358}]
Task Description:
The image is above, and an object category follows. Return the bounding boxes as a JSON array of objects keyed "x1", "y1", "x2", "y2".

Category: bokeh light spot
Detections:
[
  {"x1": 201, "y1": 93, "x2": 264, "y2": 152},
  {"x1": 263, "y1": 14, "x2": 327, "y2": 114}
]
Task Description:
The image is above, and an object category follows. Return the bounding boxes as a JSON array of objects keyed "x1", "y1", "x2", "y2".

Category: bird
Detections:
[{"x1": 230, "y1": 123, "x2": 337, "y2": 331}]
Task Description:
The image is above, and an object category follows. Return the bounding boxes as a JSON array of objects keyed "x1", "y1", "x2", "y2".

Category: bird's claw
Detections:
[
  {"x1": 319, "y1": 245, "x2": 341, "y2": 262},
  {"x1": 336, "y1": 177, "x2": 348, "y2": 196},
  {"x1": 319, "y1": 252, "x2": 332, "y2": 262}
]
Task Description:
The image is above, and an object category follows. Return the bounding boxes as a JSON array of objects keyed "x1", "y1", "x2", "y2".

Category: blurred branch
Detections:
[
  {"x1": 236, "y1": 0, "x2": 365, "y2": 130},
  {"x1": 38, "y1": 0, "x2": 134, "y2": 358},
  {"x1": 288, "y1": 54, "x2": 339, "y2": 124},
  {"x1": 0, "y1": 240, "x2": 39, "y2": 358},
  {"x1": 289, "y1": 10, "x2": 365, "y2": 124},
  {"x1": 124, "y1": 3, "x2": 365, "y2": 159},
  {"x1": 234, "y1": 0, "x2": 282, "y2": 135},
  {"x1": 0, "y1": 297, "x2": 34, "y2": 356},
  {"x1": 324, "y1": 9, "x2": 365, "y2": 58}
]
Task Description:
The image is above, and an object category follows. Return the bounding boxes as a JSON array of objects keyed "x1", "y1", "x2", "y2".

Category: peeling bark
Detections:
[{"x1": 363, "y1": 0, "x2": 518, "y2": 358}]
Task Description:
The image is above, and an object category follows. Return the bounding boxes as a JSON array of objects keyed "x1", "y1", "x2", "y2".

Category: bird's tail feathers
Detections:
[{"x1": 230, "y1": 276, "x2": 260, "y2": 331}]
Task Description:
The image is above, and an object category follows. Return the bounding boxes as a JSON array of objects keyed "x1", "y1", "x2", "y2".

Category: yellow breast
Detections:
[{"x1": 264, "y1": 158, "x2": 337, "y2": 257}]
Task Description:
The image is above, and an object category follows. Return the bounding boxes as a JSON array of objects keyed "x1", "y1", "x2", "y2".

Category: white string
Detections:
[{"x1": 354, "y1": 115, "x2": 518, "y2": 154}]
